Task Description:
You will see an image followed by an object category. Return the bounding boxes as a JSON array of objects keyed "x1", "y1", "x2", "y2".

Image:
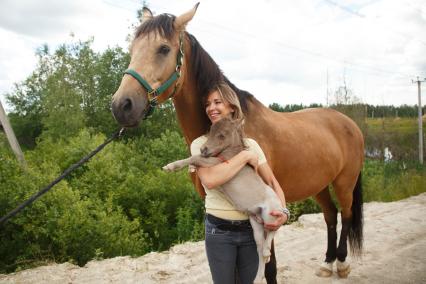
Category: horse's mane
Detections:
[
  {"x1": 187, "y1": 34, "x2": 252, "y2": 113},
  {"x1": 134, "y1": 13, "x2": 254, "y2": 114}
]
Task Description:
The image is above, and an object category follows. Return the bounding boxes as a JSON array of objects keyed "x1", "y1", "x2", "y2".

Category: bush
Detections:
[{"x1": 0, "y1": 128, "x2": 204, "y2": 272}]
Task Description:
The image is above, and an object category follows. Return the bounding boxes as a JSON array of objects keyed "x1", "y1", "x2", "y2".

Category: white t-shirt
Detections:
[{"x1": 190, "y1": 136, "x2": 267, "y2": 220}]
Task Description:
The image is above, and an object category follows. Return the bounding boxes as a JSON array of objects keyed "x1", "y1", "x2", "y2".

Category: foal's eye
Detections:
[{"x1": 158, "y1": 45, "x2": 170, "y2": 55}]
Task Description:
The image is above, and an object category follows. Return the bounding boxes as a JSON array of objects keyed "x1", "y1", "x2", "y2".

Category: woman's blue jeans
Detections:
[{"x1": 205, "y1": 215, "x2": 259, "y2": 284}]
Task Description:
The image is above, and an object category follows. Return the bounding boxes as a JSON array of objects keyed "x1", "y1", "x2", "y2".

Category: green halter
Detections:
[{"x1": 124, "y1": 32, "x2": 184, "y2": 119}]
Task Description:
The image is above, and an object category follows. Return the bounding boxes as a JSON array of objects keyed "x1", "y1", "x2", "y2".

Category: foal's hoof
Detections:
[
  {"x1": 162, "y1": 165, "x2": 173, "y2": 172},
  {"x1": 315, "y1": 262, "x2": 333, "y2": 277},
  {"x1": 337, "y1": 261, "x2": 351, "y2": 278},
  {"x1": 263, "y1": 248, "x2": 271, "y2": 258}
]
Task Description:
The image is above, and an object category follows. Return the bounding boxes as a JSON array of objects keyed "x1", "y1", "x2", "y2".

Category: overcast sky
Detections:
[{"x1": 0, "y1": 0, "x2": 425, "y2": 112}]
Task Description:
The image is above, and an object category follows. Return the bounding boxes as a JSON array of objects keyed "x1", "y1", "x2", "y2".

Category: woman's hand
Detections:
[
  {"x1": 264, "y1": 210, "x2": 288, "y2": 231},
  {"x1": 244, "y1": 150, "x2": 259, "y2": 172}
]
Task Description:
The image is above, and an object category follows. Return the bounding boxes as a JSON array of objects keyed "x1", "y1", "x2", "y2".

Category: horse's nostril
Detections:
[
  {"x1": 123, "y1": 98, "x2": 132, "y2": 112},
  {"x1": 201, "y1": 147, "x2": 207, "y2": 156}
]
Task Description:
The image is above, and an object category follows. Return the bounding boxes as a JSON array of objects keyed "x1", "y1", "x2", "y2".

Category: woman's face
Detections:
[{"x1": 205, "y1": 90, "x2": 234, "y2": 124}]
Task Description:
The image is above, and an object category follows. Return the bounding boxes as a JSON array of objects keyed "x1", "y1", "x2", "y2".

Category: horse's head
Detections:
[
  {"x1": 200, "y1": 117, "x2": 245, "y2": 157},
  {"x1": 111, "y1": 4, "x2": 199, "y2": 127}
]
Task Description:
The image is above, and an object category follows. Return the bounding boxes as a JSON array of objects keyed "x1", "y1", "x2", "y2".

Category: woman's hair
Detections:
[
  {"x1": 205, "y1": 83, "x2": 247, "y2": 147},
  {"x1": 215, "y1": 82, "x2": 244, "y2": 121}
]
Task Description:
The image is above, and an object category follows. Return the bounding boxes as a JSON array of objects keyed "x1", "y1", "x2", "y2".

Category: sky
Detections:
[{"x1": 0, "y1": 0, "x2": 425, "y2": 113}]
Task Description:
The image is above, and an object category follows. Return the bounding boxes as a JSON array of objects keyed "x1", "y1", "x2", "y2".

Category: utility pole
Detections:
[
  {"x1": 412, "y1": 77, "x2": 425, "y2": 165},
  {"x1": 0, "y1": 99, "x2": 26, "y2": 168}
]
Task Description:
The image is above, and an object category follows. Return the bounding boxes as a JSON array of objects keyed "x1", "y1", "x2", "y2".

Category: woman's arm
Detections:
[
  {"x1": 257, "y1": 163, "x2": 288, "y2": 230},
  {"x1": 196, "y1": 150, "x2": 259, "y2": 190}
]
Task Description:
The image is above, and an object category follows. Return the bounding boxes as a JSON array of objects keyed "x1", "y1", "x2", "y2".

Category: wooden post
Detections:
[
  {"x1": 412, "y1": 77, "x2": 425, "y2": 165},
  {"x1": 0, "y1": 100, "x2": 27, "y2": 168}
]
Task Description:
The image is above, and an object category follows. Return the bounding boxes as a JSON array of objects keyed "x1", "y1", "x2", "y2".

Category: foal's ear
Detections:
[
  {"x1": 140, "y1": 7, "x2": 153, "y2": 24},
  {"x1": 174, "y1": 3, "x2": 199, "y2": 31},
  {"x1": 232, "y1": 118, "x2": 245, "y2": 132}
]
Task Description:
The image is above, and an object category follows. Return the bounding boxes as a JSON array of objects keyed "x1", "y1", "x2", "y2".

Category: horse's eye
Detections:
[
  {"x1": 218, "y1": 134, "x2": 225, "y2": 140},
  {"x1": 158, "y1": 45, "x2": 170, "y2": 55}
]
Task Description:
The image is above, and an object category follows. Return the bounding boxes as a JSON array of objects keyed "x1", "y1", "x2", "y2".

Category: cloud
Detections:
[
  {"x1": 0, "y1": 0, "x2": 98, "y2": 38},
  {"x1": 1, "y1": 0, "x2": 425, "y2": 110}
]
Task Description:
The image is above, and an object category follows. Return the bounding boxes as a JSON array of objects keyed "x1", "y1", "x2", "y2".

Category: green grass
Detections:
[
  {"x1": 366, "y1": 117, "x2": 422, "y2": 135},
  {"x1": 362, "y1": 159, "x2": 426, "y2": 202}
]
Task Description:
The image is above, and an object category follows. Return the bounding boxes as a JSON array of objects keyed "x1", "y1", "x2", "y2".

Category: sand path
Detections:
[{"x1": 1, "y1": 193, "x2": 425, "y2": 283}]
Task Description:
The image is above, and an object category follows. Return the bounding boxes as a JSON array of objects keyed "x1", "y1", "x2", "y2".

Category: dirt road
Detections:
[{"x1": 1, "y1": 193, "x2": 425, "y2": 283}]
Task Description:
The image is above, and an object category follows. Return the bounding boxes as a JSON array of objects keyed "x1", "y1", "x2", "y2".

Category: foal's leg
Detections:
[
  {"x1": 249, "y1": 216, "x2": 266, "y2": 284},
  {"x1": 163, "y1": 155, "x2": 220, "y2": 171},
  {"x1": 314, "y1": 187, "x2": 338, "y2": 277},
  {"x1": 263, "y1": 230, "x2": 275, "y2": 260}
]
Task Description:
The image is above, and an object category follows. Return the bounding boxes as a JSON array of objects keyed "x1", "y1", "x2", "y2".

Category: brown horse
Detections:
[{"x1": 111, "y1": 4, "x2": 364, "y2": 281}]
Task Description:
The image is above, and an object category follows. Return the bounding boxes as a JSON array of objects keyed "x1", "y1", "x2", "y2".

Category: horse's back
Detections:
[{"x1": 246, "y1": 107, "x2": 364, "y2": 202}]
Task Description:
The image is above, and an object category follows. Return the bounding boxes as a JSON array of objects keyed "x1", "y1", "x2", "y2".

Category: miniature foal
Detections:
[{"x1": 163, "y1": 117, "x2": 282, "y2": 284}]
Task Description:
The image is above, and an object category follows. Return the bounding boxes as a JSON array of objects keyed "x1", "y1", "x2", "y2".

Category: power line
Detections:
[
  {"x1": 102, "y1": 0, "x2": 420, "y2": 79},
  {"x1": 323, "y1": 0, "x2": 365, "y2": 18},
  {"x1": 323, "y1": 0, "x2": 426, "y2": 46}
]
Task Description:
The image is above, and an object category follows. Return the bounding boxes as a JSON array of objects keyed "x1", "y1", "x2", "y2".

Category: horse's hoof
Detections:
[
  {"x1": 315, "y1": 261, "x2": 333, "y2": 277},
  {"x1": 316, "y1": 266, "x2": 333, "y2": 277},
  {"x1": 337, "y1": 261, "x2": 351, "y2": 278}
]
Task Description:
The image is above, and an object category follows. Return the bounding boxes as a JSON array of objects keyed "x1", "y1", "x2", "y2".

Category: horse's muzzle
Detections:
[{"x1": 111, "y1": 96, "x2": 141, "y2": 127}]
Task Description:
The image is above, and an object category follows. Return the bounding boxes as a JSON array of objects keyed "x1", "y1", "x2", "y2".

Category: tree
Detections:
[{"x1": 6, "y1": 40, "x2": 130, "y2": 146}]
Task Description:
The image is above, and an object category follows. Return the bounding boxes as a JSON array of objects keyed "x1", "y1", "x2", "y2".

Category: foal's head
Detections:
[{"x1": 200, "y1": 117, "x2": 245, "y2": 157}]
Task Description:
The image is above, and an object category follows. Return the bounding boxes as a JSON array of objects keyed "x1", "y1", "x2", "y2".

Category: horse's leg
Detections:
[
  {"x1": 333, "y1": 172, "x2": 363, "y2": 278},
  {"x1": 249, "y1": 216, "x2": 266, "y2": 284},
  {"x1": 265, "y1": 240, "x2": 277, "y2": 284},
  {"x1": 314, "y1": 186, "x2": 338, "y2": 277}
]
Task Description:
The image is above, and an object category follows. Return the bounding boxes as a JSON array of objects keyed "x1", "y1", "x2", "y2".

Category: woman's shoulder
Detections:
[
  {"x1": 190, "y1": 135, "x2": 207, "y2": 155},
  {"x1": 191, "y1": 135, "x2": 207, "y2": 146},
  {"x1": 244, "y1": 137, "x2": 260, "y2": 147}
]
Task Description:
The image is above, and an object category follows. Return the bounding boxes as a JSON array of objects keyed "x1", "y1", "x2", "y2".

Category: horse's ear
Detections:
[
  {"x1": 174, "y1": 3, "x2": 199, "y2": 31},
  {"x1": 140, "y1": 7, "x2": 153, "y2": 24}
]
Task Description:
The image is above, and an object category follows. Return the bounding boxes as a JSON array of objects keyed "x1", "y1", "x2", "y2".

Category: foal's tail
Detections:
[{"x1": 349, "y1": 172, "x2": 363, "y2": 256}]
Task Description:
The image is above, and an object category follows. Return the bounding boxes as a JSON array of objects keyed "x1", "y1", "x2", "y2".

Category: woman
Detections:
[{"x1": 190, "y1": 83, "x2": 289, "y2": 284}]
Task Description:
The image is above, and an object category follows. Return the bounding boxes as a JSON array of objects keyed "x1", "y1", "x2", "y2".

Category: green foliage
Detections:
[
  {"x1": 0, "y1": 128, "x2": 203, "y2": 273},
  {"x1": 6, "y1": 40, "x2": 129, "y2": 147},
  {"x1": 287, "y1": 198, "x2": 321, "y2": 222},
  {"x1": 362, "y1": 159, "x2": 426, "y2": 202},
  {"x1": 365, "y1": 117, "x2": 420, "y2": 161},
  {"x1": 269, "y1": 103, "x2": 322, "y2": 112}
]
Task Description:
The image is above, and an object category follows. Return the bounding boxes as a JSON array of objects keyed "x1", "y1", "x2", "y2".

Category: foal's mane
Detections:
[{"x1": 134, "y1": 13, "x2": 254, "y2": 114}]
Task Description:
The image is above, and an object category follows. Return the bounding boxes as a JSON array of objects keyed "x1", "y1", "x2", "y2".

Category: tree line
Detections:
[{"x1": 269, "y1": 102, "x2": 425, "y2": 118}]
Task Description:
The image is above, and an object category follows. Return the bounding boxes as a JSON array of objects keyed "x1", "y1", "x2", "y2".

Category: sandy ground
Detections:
[{"x1": 1, "y1": 193, "x2": 425, "y2": 284}]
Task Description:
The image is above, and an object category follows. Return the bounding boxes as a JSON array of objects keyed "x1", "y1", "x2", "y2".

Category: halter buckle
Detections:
[{"x1": 147, "y1": 89, "x2": 158, "y2": 101}]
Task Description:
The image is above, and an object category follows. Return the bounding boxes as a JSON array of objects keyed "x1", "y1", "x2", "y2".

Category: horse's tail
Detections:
[{"x1": 349, "y1": 172, "x2": 363, "y2": 256}]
